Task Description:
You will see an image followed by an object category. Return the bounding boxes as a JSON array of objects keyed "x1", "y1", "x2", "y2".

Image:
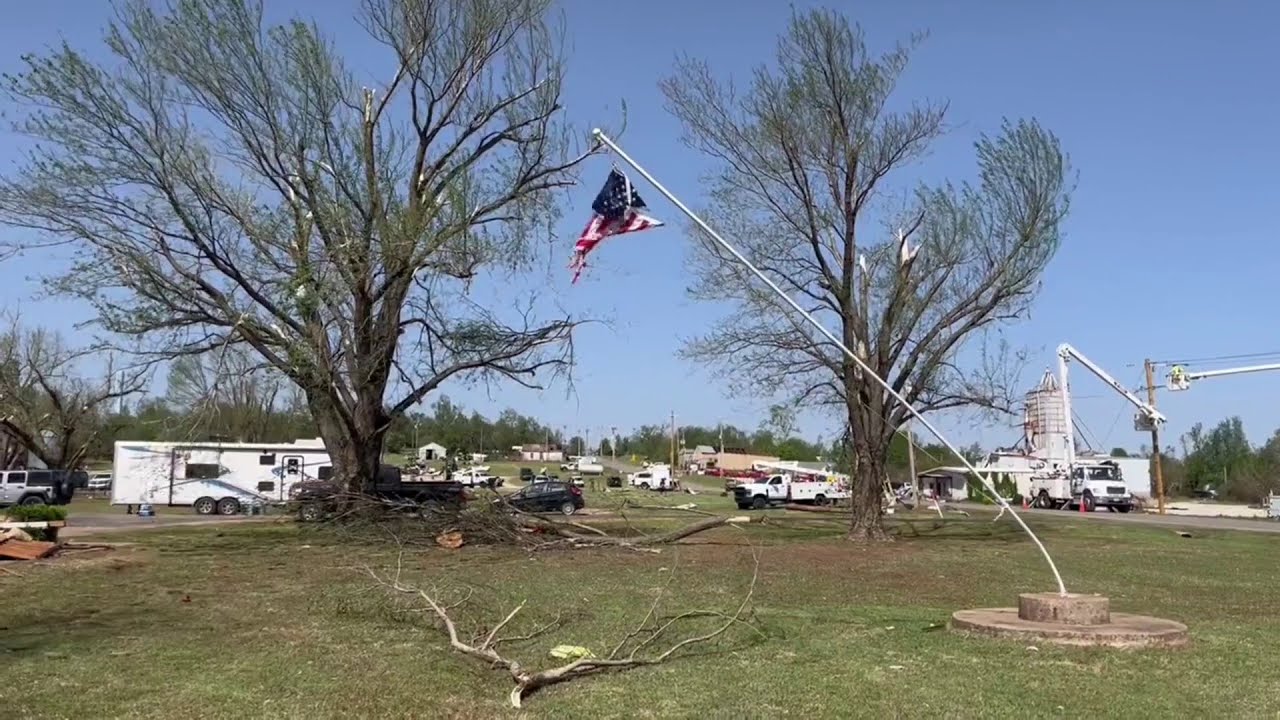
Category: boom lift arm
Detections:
[
  {"x1": 1057, "y1": 343, "x2": 1167, "y2": 468},
  {"x1": 1168, "y1": 362, "x2": 1280, "y2": 390}
]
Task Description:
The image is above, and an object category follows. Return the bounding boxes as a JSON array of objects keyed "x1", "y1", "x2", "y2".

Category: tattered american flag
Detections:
[{"x1": 569, "y1": 168, "x2": 663, "y2": 282}]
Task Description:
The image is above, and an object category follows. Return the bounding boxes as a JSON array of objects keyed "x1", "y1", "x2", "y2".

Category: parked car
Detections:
[
  {"x1": 0, "y1": 469, "x2": 77, "y2": 507},
  {"x1": 87, "y1": 473, "x2": 113, "y2": 492},
  {"x1": 504, "y1": 481, "x2": 584, "y2": 516},
  {"x1": 519, "y1": 467, "x2": 535, "y2": 482}
]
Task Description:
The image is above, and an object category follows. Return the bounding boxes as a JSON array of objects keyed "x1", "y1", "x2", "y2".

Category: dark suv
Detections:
[{"x1": 506, "y1": 481, "x2": 584, "y2": 516}]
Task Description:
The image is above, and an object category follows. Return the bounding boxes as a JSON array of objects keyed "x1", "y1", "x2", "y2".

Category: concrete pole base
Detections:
[
  {"x1": 1018, "y1": 592, "x2": 1110, "y2": 625},
  {"x1": 951, "y1": 593, "x2": 1188, "y2": 649}
]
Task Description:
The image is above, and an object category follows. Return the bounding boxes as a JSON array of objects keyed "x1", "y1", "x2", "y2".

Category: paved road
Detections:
[
  {"x1": 962, "y1": 502, "x2": 1280, "y2": 535},
  {"x1": 62, "y1": 513, "x2": 277, "y2": 538}
]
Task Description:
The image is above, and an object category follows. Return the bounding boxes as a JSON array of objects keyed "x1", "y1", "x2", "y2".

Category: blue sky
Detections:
[{"x1": 1, "y1": 1, "x2": 1277, "y2": 455}]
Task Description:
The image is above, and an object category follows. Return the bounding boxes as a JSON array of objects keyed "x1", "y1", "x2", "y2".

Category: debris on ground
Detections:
[
  {"x1": 549, "y1": 645, "x2": 594, "y2": 660},
  {"x1": 1, "y1": 527, "x2": 34, "y2": 542},
  {"x1": 435, "y1": 531, "x2": 465, "y2": 549},
  {"x1": 0, "y1": 539, "x2": 59, "y2": 561}
]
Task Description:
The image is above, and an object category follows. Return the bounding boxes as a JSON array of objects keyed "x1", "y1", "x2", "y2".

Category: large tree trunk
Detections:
[
  {"x1": 846, "y1": 384, "x2": 892, "y2": 541},
  {"x1": 307, "y1": 392, "x2": 385, "y2": 494},
  {"x1": 848, "y1": 436, "x2": 891, "y2": 541}
]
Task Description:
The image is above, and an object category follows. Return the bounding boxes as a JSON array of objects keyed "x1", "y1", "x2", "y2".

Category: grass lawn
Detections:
[{"x1": 4, "y1": 510, "x2": 1280, "y2": 718}]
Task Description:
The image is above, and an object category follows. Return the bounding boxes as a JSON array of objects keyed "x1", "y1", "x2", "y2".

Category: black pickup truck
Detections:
[{"x1": 291, "y1": 465, "x2": 466, "y2": 521}]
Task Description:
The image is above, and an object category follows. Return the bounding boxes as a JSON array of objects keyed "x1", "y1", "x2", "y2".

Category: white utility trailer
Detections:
[{"x1": 112, "y1": 439, "x2": 332, "y2": 515}]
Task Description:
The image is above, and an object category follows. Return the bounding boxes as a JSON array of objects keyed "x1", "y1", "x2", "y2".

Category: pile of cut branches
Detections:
[{"x1": 312, "y1": 490, "x2": 763, "y2": 552}]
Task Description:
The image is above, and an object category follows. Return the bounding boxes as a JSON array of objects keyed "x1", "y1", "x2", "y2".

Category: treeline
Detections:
[{"x1": 1153, "y1": 416, "x2": 1280, "y2": 503}]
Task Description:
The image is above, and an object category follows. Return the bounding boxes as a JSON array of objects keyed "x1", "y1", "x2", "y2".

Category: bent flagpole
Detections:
[{"x1": 590, "y1": 128, "x2": 1068, "y2": 596}]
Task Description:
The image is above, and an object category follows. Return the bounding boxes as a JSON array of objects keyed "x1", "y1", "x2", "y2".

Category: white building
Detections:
[
  {"x1": 517, "y1": 444, "x2": 564, "y2": 462},
  {"x1": 417, "y1": 442, "x2": 447, "y2": 461}
]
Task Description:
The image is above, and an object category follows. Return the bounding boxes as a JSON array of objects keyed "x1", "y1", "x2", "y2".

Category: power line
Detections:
[{"x1": 1152, "y1": 350, "x2": 1280, "y2": 367}]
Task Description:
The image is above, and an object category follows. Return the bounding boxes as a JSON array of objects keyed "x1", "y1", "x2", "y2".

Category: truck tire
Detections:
[
  {"x1": 814, "y1": 494, "x2": 828, "y2": 506},
  {"x1": 194, "y1": 496, "x2": 216, "y2": 515},
  {"x1": 19, "y1": 495, "x2": 44, "y2": 506},
  {"x1": 298, "y1": 503, "x2": 323, "y2": 522},
  {"x1": 216, "y1": 497, "x2": 241, "y2": 515},
  {"x1": 1115, "y1": 504, "x2": 1131, "y2": 514},
  {"x1": 639, "y1": 482, "x2": 650, "y2": 491},
  {"x1": 1036, "y1": 491, "x2": 1054, "y2": 509},
  {"x1": 752, "y1": 495, "x2": 767, "y2": 510},
  {"x1": 1081, "y1": 492, "x2": 1096, "y2": 513}
]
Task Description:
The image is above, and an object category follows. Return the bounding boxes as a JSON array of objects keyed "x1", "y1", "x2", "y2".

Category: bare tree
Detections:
[
  {"x1": 165, "y1": 346, "x2": 286, "y2": 442},
  {"x1": 0, "y1": 0, "x2": 598, "y2": 491},
  {"x1": 0, "y1": 320, "x2": 148, "y2": 469},
  {"x1": 661, "y1": 10, "x2": 1071, "y2": 539}
]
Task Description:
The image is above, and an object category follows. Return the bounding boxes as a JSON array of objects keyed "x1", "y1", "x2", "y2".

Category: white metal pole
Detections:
[{"x1": 591, "y1": 128, "x2": 1068, "y2": 596}]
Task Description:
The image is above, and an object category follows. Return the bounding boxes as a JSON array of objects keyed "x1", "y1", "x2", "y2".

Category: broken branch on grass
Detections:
[{"x1": 367, "y1": 537, "x2": 762, "y2": 708}]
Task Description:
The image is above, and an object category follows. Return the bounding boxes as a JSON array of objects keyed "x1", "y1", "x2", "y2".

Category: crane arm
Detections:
[
  {"x1": 1167, "y1": 361, "x2": 1280, "y2": 391},
  {"x1": 1057, "y1": 344, "x2": 1168, "y2": 425}
]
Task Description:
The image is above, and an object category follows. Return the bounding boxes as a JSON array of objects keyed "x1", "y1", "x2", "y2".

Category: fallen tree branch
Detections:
[
  {"x1": 620, "y1": 501, "x2": 720, "y2": 517},
  {"x1": 525, "y1": 514, "x2": 763, "y2": 549},
  {"x1": 782, "y1": 503, "x2": 847, "y2": 514},
  {"x1": 367, "y1": 535, "x2": 762, "y2": 708}
]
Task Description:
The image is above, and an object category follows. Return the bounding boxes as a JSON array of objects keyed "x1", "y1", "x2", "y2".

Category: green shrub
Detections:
[
  {"x1": 969, "y1": 473, "x2": 1021, "y2": 505},
  {"x1": 4, "y1": 504, "x2": 68, "y2": 522}
]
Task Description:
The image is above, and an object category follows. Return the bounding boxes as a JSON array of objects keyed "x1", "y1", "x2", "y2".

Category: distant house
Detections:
[
  {"x1": 712, "y1": 448, "x2": 781, "y2": 472},
  {"x1": 678, "y1": 445, "x2": 719, "y2": 469},
  {"x1": 0, "y1": 420, "x2": 47, "y2": 470},
  {"x1": 517, "y1": 444, "x2": 564, "y2": 462},
  {"x1": 417, "y1": 442, "x2": 448, "y2": 461}
]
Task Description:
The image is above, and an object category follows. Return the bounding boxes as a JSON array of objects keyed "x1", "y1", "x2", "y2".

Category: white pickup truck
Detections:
[
  {"x1": 732, "y1": 473, "x2": 849, "y2": 509},
  {"x1": 452, "y1": 467, "x2": 502, "y2": 488}
]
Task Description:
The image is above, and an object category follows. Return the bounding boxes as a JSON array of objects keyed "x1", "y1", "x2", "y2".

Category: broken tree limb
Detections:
[
  {"x1": 782, "y1": 503, "x2": 847, "y2": 514},
  {"x1": 523, "y1": 513, "x2": 763, "y2": 549},
  {"x1": 367, "y1": 539, "x2": 762, "y2": 708}
]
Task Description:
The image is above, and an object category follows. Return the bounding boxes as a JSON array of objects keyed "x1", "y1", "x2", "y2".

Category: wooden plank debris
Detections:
[{"x1": 0, "y1": 539, "x2": 59, "y2": 561}]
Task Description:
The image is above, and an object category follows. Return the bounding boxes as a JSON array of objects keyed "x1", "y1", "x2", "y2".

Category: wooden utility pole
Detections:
[
  {"x1": 670, "y1": 411, "x2": 677, "y2": 470},
  {"x1": 1144, "y1": 358, "x2": 1166, "y2": 515},
  {"x1": 907, "y1": 420, "x2": 919, "y2": 512}
]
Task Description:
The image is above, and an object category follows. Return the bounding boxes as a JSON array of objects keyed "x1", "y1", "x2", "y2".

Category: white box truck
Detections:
[{"x1": 112, "y1": 438, "x2": 332, "y2": 515}]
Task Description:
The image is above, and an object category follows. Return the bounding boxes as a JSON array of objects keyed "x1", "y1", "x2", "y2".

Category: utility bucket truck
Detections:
[
  {"x1": 1028, "y1": 344, "x2": 1167, "y2": 512},
  {"x1": 733, "y1": 473, "x2": 850, "y2": 510}
]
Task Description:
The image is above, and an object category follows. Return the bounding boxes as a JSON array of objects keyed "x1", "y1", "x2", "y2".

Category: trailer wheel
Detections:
[
  {"x1": 216, "y1": 497, "x2": 241, "y2": 515},
  {"x1": 194, "y1": 496, "x2": 216, "y2": 515},
  {"x1": 752, "y1": 495, "x2": 767, "y2": 510}
]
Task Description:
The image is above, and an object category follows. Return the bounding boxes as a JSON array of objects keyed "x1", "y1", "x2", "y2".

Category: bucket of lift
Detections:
[{"x1": 1133, "y1": 413, "x2": 1158, "y2": 432}]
